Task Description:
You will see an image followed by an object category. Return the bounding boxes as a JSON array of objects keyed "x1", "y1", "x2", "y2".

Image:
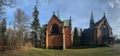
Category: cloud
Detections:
[
  {"x1": 107, "y1": 0, "x2": 120, "y2": 37},
  {"x1": 108, "y1": 0, "x2": 120, "y2": 9},
  {"x1": 108, "y1": 1, "x2": 114, "y2": 8}
]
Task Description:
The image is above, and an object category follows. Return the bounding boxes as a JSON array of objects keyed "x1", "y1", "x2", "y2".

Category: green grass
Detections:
[{"x1": 1, "y1": 44, "x2": 120, "y2": 56}]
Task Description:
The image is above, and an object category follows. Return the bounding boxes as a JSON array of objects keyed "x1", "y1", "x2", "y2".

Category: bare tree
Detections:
[
  {"x1": 0, "y1": 0, "x2": 16, "y2": 19},
  {"x1": 6, "y1": 28, "x2": 15, "y2": 48},
  {"x1": 14, "y1": 8, "x2": 30, "y2": 47}
]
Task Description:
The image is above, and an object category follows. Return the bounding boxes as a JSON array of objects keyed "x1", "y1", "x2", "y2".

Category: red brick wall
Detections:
[
  {"x1": 64, "y1": 27, "x2": 72, "y2": 48},
  {"x1": 46, "y1": 15, "x2": 72, "y2": 48},
  {"x1": 96, "y1": 19, "x2": 112, "y2": 45},
  {"x1": 96, "y1": 29, "x2": 102, "y2": 45},
  {"x1": 46, "y1": 15, "x2": 63, "y2": 48},
  {"x1": 48, "y1": 35, "x2": 63, "y2": 47}
]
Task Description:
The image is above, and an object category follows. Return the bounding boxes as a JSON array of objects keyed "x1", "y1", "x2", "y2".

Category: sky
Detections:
[{"x1": 5, "y1": 0, "x2": 120, "y2": 37}]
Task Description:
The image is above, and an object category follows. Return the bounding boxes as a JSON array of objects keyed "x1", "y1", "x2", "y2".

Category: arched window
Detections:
[
  {"x1": 102, "y1": 25, "x2": 109, "y2": 36},
  {"x1": 51, "y1": 23, "x2": 59, "y2": 34}
]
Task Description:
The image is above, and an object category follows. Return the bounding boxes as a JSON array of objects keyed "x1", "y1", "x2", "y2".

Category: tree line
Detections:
[
  {"x1": 0, "y1": 0, "x2": 48, "y2": 51},
  {"x1": 0, "y1": 6, "x2": 46, "y2": 51}
]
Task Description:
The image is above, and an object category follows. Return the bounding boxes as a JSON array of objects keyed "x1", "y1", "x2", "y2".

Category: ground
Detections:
[{"x1": 0, "y1": 44, "x2": 120, "y2": 56}]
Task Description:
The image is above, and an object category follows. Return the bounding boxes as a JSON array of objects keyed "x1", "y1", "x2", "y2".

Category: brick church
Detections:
[
  {"x1": 80, "y1": 12, "x2": 115, "y2": 46},
  {"x1": 46, "y1": 13, "x2": 72, "y2": 49},
  {"x1": 45, "y1": 12, "x2": 114, "y2": 49}
]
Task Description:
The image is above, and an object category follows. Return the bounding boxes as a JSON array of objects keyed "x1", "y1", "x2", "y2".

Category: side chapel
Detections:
[{"x1": 46, "y1": 13, "x2": 72, "y2": 49}]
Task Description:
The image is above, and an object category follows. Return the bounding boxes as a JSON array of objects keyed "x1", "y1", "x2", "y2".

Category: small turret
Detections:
[
  {"x1": 57, "y1": 11, "x2": 60, "y2": 19},
  {"x1": 69, "y1": 16, "x2": 72, "y2": 27}
]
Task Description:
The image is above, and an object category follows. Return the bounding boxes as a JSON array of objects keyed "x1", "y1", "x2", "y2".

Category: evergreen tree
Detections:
[
  {"x1": 0, "y1": 18, "x2": 6, "y2": 45},
  {"x1": 73, "y1": 27, "x2": 79, "y2": 47},
  {"x1": 31, "y1": 6, "x2": 40, "y2": 47},
  {"x1": 0, "y1": 18, "x2": 6, "y2": 35}
]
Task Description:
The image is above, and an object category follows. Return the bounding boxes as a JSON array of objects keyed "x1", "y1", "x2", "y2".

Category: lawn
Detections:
[{"x1": 1, "y1": 44, "x2": 120, "y2": 56}]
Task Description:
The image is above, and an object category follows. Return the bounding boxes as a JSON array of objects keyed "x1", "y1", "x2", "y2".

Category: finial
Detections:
[
  {"x1": 69, "y1": 16, "x2": 72, "y2": 26},
  {"x1": 53, "y1": 11, "x2": 55, "y2": 15},
  {"x1": 70, "y1": 16, "x2": 71, "y2": 20},
  {"x1": 103, "y1": 12, "x2": 105, "y2": 16},
  {"x1": 57, "y1": 11, "x2": 60, "y2": 18}
]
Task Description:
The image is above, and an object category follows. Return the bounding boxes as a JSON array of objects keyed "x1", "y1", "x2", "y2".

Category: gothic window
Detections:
[
  {"x1": 51, "y1": 23, "x2": 59, "y2": 35},
  {"x1": 102, "y1": 25, "x2": 109, "y2": 36}
]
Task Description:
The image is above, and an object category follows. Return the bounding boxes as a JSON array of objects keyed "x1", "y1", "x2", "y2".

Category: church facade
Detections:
[
  {"x1": 45, "y1": 12, "x2": 115, "y2": 49},
  {"x1": 46, "y1": 14, "x2": 72, "y2": 49},
  {"x1": 80, "y1": 13, "x2": 115, "y2": 46}
]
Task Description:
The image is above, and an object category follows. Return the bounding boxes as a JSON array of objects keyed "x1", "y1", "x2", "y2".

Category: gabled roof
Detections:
[
  {"x1": 48, "y1": 14, "x2": 62, "y2": 24},
  {"x1": 94, "y1": 15, "x2": 112, "y2": 29},
  {"x1": 95, "y1": 17, "x2": 105, "y2": 26},
  {"x1": 48, "y1": 14, "x2": 71, "y2": 27}
]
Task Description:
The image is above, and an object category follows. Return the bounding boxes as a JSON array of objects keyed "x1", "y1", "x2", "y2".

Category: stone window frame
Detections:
[{"x1": 50, "y1": 23, "x2": 60, "y2": 35}]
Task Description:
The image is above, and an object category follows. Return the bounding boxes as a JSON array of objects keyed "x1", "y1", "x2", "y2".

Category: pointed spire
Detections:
[
  {"x1": 90, "y1": 11, "x2": 94, "y2": 23},
  {"x1": 90, "y1": 11, "x2": 94, "y2": 28}
]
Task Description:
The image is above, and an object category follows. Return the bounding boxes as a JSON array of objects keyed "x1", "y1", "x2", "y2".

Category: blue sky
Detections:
[{"x1": 5, "y1": 0, "x2": 120, "y2": 37}]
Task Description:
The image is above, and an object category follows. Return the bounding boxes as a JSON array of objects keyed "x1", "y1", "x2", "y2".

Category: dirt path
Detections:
[{"x1": 112, "y1": 44, "x2": 120, "y2": 52}]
